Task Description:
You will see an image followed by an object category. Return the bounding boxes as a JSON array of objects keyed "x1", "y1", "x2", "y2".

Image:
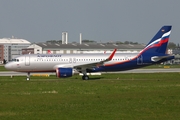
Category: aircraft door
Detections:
[
  {"x1": 137, "y1": 55, "x2": 143, "y2": 65},
  {"x1": 69, "y1": 58, "x2": 72, "y2": 63},
  {"x1": 73, "y1": 58, "x2": 76, "y2": 63},
  {"x1": 69, "y1": 58, "x2": 76, "y2": 63},
  {"x1": 25, "y1": 56, "x2": 30, "y2": 66}
]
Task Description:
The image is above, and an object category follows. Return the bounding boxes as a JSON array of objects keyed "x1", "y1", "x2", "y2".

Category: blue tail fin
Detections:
[{"x1": 140, "y1": 26, "x2": 172, "y2": 55}]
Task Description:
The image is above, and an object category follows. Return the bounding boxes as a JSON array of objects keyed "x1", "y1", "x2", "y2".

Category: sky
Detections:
[{"x1": 0, "y1": 0, "x2": 179, "y2": 44}]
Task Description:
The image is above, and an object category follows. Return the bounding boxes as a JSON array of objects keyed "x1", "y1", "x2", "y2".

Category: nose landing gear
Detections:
[{"x1": 27, "y1": 72, "x2": 30, "y2": 81}]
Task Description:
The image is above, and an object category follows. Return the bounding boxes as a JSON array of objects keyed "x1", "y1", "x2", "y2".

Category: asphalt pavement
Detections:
[{"x1": 0, "y1": 68, "x2": 179, "y2": 76}]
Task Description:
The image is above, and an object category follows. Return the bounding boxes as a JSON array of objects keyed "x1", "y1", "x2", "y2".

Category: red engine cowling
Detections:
[{"x1": 56, "y1": 68, "x2": 73, "y2": 78}]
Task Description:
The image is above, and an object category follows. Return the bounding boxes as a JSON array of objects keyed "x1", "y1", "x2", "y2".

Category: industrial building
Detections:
[
  {"x1": 0, "y1": 38, "x2": 31, "y2": 63},
  {"x1": 172, "y1": 49, "x2": 180, "y2": 64},
  {"x1": 22, "y1": 42, "x2": 145, "y2": 55}
]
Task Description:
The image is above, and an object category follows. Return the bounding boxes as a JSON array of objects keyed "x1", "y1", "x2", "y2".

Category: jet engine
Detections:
[{"x1": 56, "y1": 68, "x2": 73, "y2": 78}]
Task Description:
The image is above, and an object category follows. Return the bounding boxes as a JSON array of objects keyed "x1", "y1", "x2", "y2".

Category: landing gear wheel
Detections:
[
  {"x1": 27, "y1": 72, "x2": 30, "y2": 81},
  {"x1": 82, "y1": 75, "x2": 89, "y2": 80}
]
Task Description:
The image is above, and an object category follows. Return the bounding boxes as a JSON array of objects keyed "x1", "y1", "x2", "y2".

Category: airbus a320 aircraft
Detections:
[{"x1": 5, "y1": 26, "x2": 174, "y2": 80}]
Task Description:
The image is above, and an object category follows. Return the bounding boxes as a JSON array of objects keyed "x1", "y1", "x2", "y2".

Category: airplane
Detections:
[{"x1": 5, "y1": 26, "x2": 174, "y2": 80}]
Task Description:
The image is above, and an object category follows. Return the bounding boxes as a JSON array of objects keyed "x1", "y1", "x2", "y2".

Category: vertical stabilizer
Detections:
[{"x1": 140, "y1": 26, "x2": 172, "y2": 55}]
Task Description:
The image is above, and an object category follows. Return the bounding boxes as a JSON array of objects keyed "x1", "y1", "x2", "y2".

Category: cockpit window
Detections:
[
  {"x1": 11, "y1": 59, "x2": 15, "y2": 61},
  {"x1": 11, "y1": 59, "x2": 19, "y2": 62}
]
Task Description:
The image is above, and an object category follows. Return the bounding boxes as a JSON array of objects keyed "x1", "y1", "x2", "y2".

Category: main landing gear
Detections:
[
  {"x1": 81, "y1": 71, "x2": 89, "y2": 80},
  {"x1": 82, "y1": 75, "x2": 89, "y2": 80}
]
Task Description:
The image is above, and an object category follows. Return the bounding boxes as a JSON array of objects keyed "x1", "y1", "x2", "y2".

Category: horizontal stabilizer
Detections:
[{"x1": 151, "y1": 55, "x2": 174, "y2": 62}]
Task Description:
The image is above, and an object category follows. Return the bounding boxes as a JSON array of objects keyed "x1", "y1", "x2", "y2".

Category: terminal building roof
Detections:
[{"x1": 35, "y1": 43, "x2": 145, "y2": 50}]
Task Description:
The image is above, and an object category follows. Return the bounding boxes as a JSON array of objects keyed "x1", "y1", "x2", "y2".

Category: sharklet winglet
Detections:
[{"x1": 107, "y1": 49, "x2": 117, "y2": 60}]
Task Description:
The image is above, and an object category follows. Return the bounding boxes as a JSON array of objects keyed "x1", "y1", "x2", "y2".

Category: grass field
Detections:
[
  {"x1": 0, "y1": 73, "x2": 180, "y2": 120},
  {"x1": 0, "y1": 65, "x2": 8, "y2": 71}
]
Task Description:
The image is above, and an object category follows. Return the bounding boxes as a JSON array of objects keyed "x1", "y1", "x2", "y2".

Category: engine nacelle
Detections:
[{"x1": 56, "y1": 68, "x2": 73, "y2": 78}]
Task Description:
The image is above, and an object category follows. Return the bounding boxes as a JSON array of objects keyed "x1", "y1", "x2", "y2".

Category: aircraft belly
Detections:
[
  {"x1": 31, "y1": 62, "x2": 55, "y2": 72},
  {"x1": 18, "y1": 62, "x2": 55, "y2": 72},
  {"x1": 91, "y1": 61, "x2": 138, "y2": 72}
]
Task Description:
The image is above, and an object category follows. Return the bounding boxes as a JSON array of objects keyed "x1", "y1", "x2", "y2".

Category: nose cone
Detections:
[{"x1": 4, "y1": 63, "x2": 12, "y2": 70}]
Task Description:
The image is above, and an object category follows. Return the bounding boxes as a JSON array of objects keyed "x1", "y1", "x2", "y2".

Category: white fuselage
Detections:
[{"x1": 5, "y1": 53, "x2": 137, "y2": 72}]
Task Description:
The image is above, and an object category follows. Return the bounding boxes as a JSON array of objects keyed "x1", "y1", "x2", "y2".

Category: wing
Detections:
[
  {"x1": 74, "y1": 49, "x2": 117, "y2": 71},
  {"x1": 53, "y1": 49, "x2": 117, "y2": 72}
]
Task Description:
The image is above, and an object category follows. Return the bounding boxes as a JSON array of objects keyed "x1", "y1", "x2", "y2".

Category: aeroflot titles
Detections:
[{"x1": 37, "y1": 55, "x2": 62, "y2": 57}]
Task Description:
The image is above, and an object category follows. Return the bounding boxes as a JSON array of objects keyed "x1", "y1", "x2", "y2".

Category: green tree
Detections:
[
  {"x1": 82, "y1": 40, "x2": 96, "y2": 43},
  {"x1": 168, "y1": 42, "x2": 176, "y2": 49}
]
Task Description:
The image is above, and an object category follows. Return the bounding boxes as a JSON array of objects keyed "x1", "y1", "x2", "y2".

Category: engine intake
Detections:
[{"x1": 56, "y1": 68, "x2": 73, "y2": 78}]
